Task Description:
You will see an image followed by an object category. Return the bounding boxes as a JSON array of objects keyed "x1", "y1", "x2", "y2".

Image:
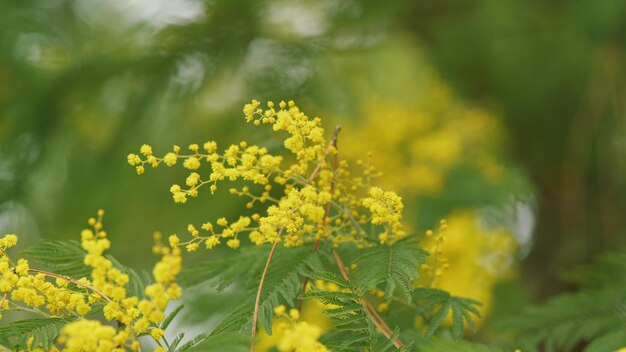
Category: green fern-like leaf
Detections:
[
  {"x1": 21, "y1": 240, "x2": 90, "y2": 278},
  {"x1": 351, "y1": 239, "x2": 427, "y2": 301},
  {"x1": 23, "y1": 240, "x2": 149, "y2": 298},
  {"x1": 583, "y1": 328, "x2": 626, "y2": 352},
  {"x1": 564, "y1": 251, "x2": 626, "y2": 288},
  {"x1": 161, "y1": 304, "x2": 185, "y2": 331},
  {"x1": 512, "y1": 289, "x2": 626, "y2": 352},
  {"x1": 412, "y1": 336, "x2": 502, "y2": 352},
  {"x1": 0, "y1": 317, "x2": 76, "y2": 350},
  {"x1": 178, "y1": 246, "x2": 328, "y2": 350},
  {"x1": 178, "y1": 246, "x2": 269, "y2": 289},
  {"x1": 411, "y1": 288, "x2": 481, "y2": 339},
  {"x1": 304, "y1": 271, "x2": 377, "y2": 351},
  {"x1": 175, "y1": 331, "x2": 248, "y2": 352},
  {"x1": 511, "y1": 249, "x2": 626, "y2": 352},
  {"x1": 167, "y1": 332, "x2": 186, "y2": 352}
]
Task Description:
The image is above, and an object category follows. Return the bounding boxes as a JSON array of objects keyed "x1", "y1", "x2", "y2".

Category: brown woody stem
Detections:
[{"x1": 250, "y1": 226, "x2": 284, "y2": 352}]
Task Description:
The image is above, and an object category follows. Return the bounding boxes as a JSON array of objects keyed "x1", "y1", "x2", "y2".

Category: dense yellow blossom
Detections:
[
  {"x1": 0, "y1": 234, "x2": 17, "y2": 247},
  {"x1": 244, "y1": 99, "x2": 325, "y2": 172},
  {"x1": 74, "y1": 212, "x2": 182, "y2": 349},
  {"x1": 129, "y1": 100, "x2": 402, "y2": 251},
  {"x1": 0, "y1": 233, "x2": 94, "y2": 318},
  {"x1": 57, "y1": 319, "x2": 118, "y2": 352},
  {"x1": 362, "y1": 187, "x2": 406, "y2": 244},
  {"x1": 0, "y1": 211, "x2": 183, "y2": 351}
]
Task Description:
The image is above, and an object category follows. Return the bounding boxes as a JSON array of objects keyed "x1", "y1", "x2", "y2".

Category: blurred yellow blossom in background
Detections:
[
  {"x1": 340, "y1": 86, "x2": 506, "y2": 196},
  {"x1": 342, "y1": 95, "x2": 519, "y2": 325}
]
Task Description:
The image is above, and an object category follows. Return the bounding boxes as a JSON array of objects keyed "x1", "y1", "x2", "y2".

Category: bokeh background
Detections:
[{"x1": 1, "y1": 0, "x2": 625, "y2": 347}]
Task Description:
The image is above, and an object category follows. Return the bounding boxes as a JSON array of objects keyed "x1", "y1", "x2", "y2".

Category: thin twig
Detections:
[
  {"x1": 7, "y1": 301, "x2": 52, "y2": 317},
  {"x1": 363, "y1": 299, "x2": 394, "y2": 336},
  {"x1": 250, "y1": 227, "x2": 284, "y2": 352},
  {"x1": 298, "y1": 125, "x2": 342, "y2": 311},
  {"x1": 309, "y1": 125, "x2": 342, "y2": 182},
  {"x1": 28, "y1": 268, "x2": 113, "y2": 303}
]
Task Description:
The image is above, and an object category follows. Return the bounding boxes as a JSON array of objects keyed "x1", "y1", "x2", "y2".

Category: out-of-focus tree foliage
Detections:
[
  {"x1": 404, "y1": 0, "x2": 626, "y2": 296},
  {"x1": 0, "y1": 0, "x2": 408, "y2": 267}
]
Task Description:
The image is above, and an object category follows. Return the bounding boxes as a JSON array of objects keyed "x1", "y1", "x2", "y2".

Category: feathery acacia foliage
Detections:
[
  {"x1": 195, "y1": 247, "x2": 327, "y2": 339},
  {"x1": 351, "y1": 238, "x2": 427, "y2": 302},
  {"x1": 411, "y1": 288, "x2": 481, "y2": 339},
  {"x1": 0, "y1": 317, "x2": 76, "y2": 351},
  {"x1": 412, "y1": 336, "x2": 500, "y2": 352},
  {"x1": 304, "y1": 271, "x2": 377, "y2": 351},
  {"x1": 21, "y1": 241, "x2": 92, "y2": 279},
  {"x1": 23, "y1": 240, "x2": 150, "y2": 299},
  {"x1": 511, "y1": 250, "x2": 626, "y2": 352}
]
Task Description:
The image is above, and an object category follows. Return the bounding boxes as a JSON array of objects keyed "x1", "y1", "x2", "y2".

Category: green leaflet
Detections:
[
  {"x1": 175, "y1": 331, "x2": 248, "y2": 352},
  {"x1": 22, "y1": 239, "x2": 148, "y2": 298},
  {"x1": 21, "y1": 240, "x2": 90, "y2": 279},
  {"x1": 351, "y1": 239, "x2": 427, "y2": 301},
  {"x1": 161, "y1": 304, "x2": 185, "y2": 331},
  {"x1": 512, "y1": 289, "x2": 626, "y2": 352},
  {"x1": 178, "y1": 246, "x2": 270, "y2": 290},
  {"x1": 304, "y1": 271, "x2": 377, "y2": 351},
  {"x1": 583, "y1": 328, "x2": 626, "y2": 352},
  {"x1": 412, "y1": 336, "x2": 502, "y2": 352},
  {"x1": 411, "y1": 287, "x2": 481, "y2": 339},
  {"x1": 511, "y1": 249, "x2": 626, "y2": 352},
  {"x1": 177, "y1": 246, "x2": 328, "y2": 351},
  {"x1": 564, "y1": 250, "x2": 626, "y2": 288},
  {"x1": 0, "y1": 317, "x2": 76, "y2": 350}
]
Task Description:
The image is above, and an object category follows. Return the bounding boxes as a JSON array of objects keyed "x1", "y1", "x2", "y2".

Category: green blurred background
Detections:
[{"x1": 1, "y1": 0, "x2": 625, "y2": 345}]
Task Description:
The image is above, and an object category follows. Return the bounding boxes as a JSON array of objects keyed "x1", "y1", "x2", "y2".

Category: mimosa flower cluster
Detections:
[
  {"x1": 0, "y1": 233, "x2": 92, "y2": 320},
  {"x1": 362, "y1": 187, "x2": 406, "y2": 244},
  {"x1": 128, "y1": 100, "x2": 407, "y2": 251},
  {"x1": 81, "y1": 212, "x2": 182, "y2": 349},
  {"x1": 0, "y1": 211, "x2": 183, "y2": 351}
]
